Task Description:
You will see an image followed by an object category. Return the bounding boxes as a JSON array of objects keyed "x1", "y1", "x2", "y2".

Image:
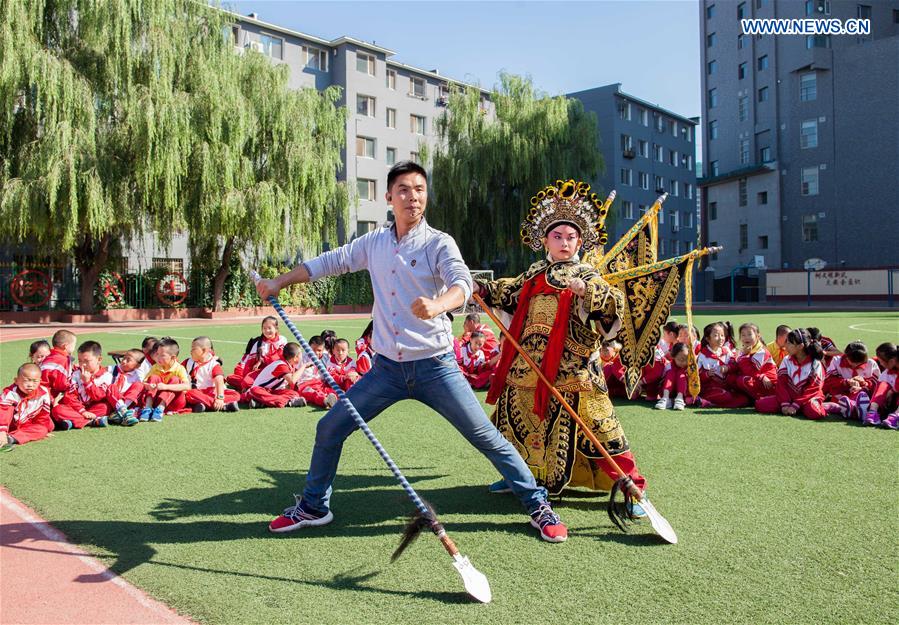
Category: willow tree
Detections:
[
  {"x1": 181, "y1": 46, "x2": 347, "y2": 311},
  {"x1": 0, "y1": 0, "x2": 233, "y2": 312},
  {"x1": 430, "y1": 73, "x2": 602, "y2": 274}
]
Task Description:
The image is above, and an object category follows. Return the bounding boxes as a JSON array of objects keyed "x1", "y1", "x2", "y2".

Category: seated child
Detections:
[
  {"x1": 696, "y1": 322, "x2": 750, "y2": 408},
  {"x1": 459, "y1": 313, "x2": 499, "y2": 353},
  {"x1": 295, "y1": 336, "x2": 339, "y2": 409},
  {"x1": 676, "y1": 323, "x2": 701, "y2": 355},
  {"x1": 184, "y1": 336, "x2": 241, "y2": 413},
  {"x1": 140, "y1": 337, "x2": 191, "y2": 422},
  {"x1": 354, "y1": 321, "x2": 375, "y2": 375},
  {"x1": 246, "y1": 342, "x2": 308, "y2": 409},
  {"x1": 29, "y1": 340, "x2": 51, "y2": 366},
  {"x1": 655, "y1": 342, "x2": 695, "y2": 410},
  {"x1": 732, "y1": 322, "x2": 777, "y2": 402},
  {"x1": 328, "y1": 339, "x2": 360, "y2": 391},
  {"x1": 227, "y1": 317, "x2": 287, "y2": 391},
  {"x1": 823, "y1": 341, "x2": 880, "y2": 423},
  {"x1": 808, "y1": 327, "x2": 840, "y2": 367},
  {"x1": 867, "y1": 345, "x2": 898, "y2": 429},
  {"x1": 600, "y1": 340, "x2": 626, "y2": 398},
  {"x1": 107, "y1": 349, "x2": 145, "y2": 426},
  {"x1": 756, "y1": 328, "x2": 827, "y2": 420},
  {"x1": 51, "y1": 340, "x2": 113, "y2": 429},
  {"x1": 874, "y1": 342, "x2": 896, "y2": 371},
  {"x1": 767, "y1": 325, "x2": 791, "y2": 367},
  {"x1": 0, "y1": 363, "x2": 53, "y2": 451},
  {"x1": 639, "y1": 345, "x2": 668, "y2": 402},
  {"x1": 135, "y1": 336, "x2": 158, "y2": 380},
  {"x1": 658, "y1": 321, "x2": 680, "y2": 355},
  {"x1": 41, "y1": 330, "x2": 77, "y2": 417},
  {"x1": 459, "y1": 331, "x2": 497, "y2": 390}
]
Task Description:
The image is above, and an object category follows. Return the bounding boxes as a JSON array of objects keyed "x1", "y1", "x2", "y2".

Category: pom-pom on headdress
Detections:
[{"x1": 520, "y1": 179, "x2": 608, "y2": 252}]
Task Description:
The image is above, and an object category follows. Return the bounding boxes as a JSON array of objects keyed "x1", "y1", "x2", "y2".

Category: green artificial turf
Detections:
[{"x1": 1, "y1": 311, "x2": 897, "y2": 625}]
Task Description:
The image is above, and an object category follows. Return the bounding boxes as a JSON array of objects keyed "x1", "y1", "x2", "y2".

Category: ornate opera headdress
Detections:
[{"x1": 520, "y1": 179, "x2": 609, "y2": 252}]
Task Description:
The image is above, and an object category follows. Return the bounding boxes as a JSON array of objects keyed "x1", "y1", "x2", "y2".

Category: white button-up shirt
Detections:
[{"x1": 304, "y1": 219, "x2": 472, "y2": 362}]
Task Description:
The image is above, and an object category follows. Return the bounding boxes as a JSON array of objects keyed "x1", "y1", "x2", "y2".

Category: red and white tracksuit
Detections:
[
  {"x1": 732, "y1": 343, "x2": 778, "y2": 401},
  {"x1": 870, "y1": 369, "x2": 898, "y2": 415},
  {"x1": 184, "y1": 356, "x2": 240, "y2": 409},
  {"x1": 459, "y1": 344, "x2": 496, "y2": 390},
  {"x1": 106, "y1": 365, "x2": 144, "y2": 413},
  {"x1": 822, "y1": 356, "x2": 880, "y2": 401},
  {"x1": 327, "y1": 355, "x2": 358, "y2": 392},
  {"x1": 0, "y1": 384, "x2": 53, "y2": 445},
  {"x1": 639, "y1": 347, "x2": 668, "y2": 401},
  {"x1": 660, "y1": 361, "x2": 697, "y2": 404},
  {"x1": 226, "y1": 335, "x2": 287, "y2": 391},
  {"x1": 51, "y1": 367, "x2": 113, "y2": 428},
  {"x1": 697, "y1": 346, "x2": 750, "y2": 408},
  {"x1": 355, "y1": 338, "x2": 374, "y2": 375},
  {"x1": 756, "y1": 355, "x2": 827, "y2": 419},
  {"x1": 40, "y1": 347, "x2": 73, "y2": 401},
  {"x1": 459, "y1": 324, "x2": 499, "y2": 354},
  {"x1": 246, "y1": 359, "x2": 300, "y2": 408},
  {"x1": 602, "y1": 354, "x2": 627, "y2": 398}
]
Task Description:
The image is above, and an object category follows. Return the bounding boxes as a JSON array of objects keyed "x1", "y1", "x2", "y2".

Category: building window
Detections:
[
  {"x1": 800, "y1": 72, "x2": 817, "y2": 101},
  {"x1": 638, "y1": 139, "x2": 649, "y2": 158},
  {"x1": 386, "y1": 69, "x2": 396, "y2": 89},
  {"x1": 622, "y1": 201, "x2": 635, "y2": 220},
  {"x1": 659, "y1": 238, "x2": 666, "y2": 255},
  {"x1": 894, "y1": 9, "x2": 899, "y2": 23},
  {"x1": 758, "y1": 86, "x2": 769, "y2": 102},
  {"x1": 152, "y1": 257, "x2": 184, "y2": 273},
  {"x1": 302, "y1": 45, "x2": 328, "y2": 71},
  {"x1": 639, "y1": 108, "x2": 649, "y2": 126},
  {"x1": 669, "y1": 149, "x2": 678, "y2": 166},
  {"x1": 857, "y1": 4, "x2": 872, "y2": 20},
  {"x1": 709, "y1": 120, "x2": 719, "y2": 140},
  {"x1": 654, "y1": 175, "x2": 664, "y2": 192},
  {"x1": 739, "y1": 95, "x2": 749, "y2": 121},
  {"x1": 707, "y1": 4, "x2": 716, "y2": 19},
  {"x1": 620, "y1": 134, "x2": 633, "y2": 151},
  {"x1": 758, "y1": 235, "x2": 768, "y2": 249},
  {"x1": 800, "y1": 119, "x2": 818, "y2": 149},
  {"x1": 356, "y1": 94, "x2": 375, "y2": 117},
  {"x1": 410, "y1": 151, "x2": 421, "y2": 164},
  {"x1": 707, "y1": 32, "x2": 717, "y2": 47},
  {"x1": 670, "y1": 180, "x2": 679, "y2": 197},
  {"x1": 656, "y1": 114, "x2": 665, "y2": 133},
  {"x1": 620, "y1": 168, "x2": 633, "y2": 186},
  {"x1": 737, "y1": 2, "x2": 746, "y2": 19},
  {"x1": 409, "y1": 76, "x2": 426, "y2": 98},
  {"x1": 685, "y1": 183, "x2": 693, "y2": 200},
  {"x1": 682, "y1": 125, "x2": 693, "y2": 142},
  {"x1": 708, "y1": 60, "x2": 717, "y2": 75},
  {"x1": 708, "y1": 88, "x2": 718, "y2": 108},
  {"x1": 739, "y1": 178, "x2": 748, "y2": 206},
  {"x1": 357, "y1": 178, "x2": 376, "y2": 201},
  {"x1": 739, "y1": 223, "x2": 748, "y2": 250},
  {"x1": 710, "y1": 161, "x2": 719, "y2": 176},
  {"x1": 386, "y1": 107, "x2": 396, "y2": 129},
  {"x1": 386, "y1": 147, "x2": 396, "y2": 166},
  {"x1": 410, "y1": 114, "x2": 426, "y2": 135},
  {"x1": 802, "y1": 214, "x2": 819, "y2": 241},
  {"x1": 639, "y1": 172, "x2": 650, "y2": 190},
  {"x1": 685, "y1": 209, "x2": 693, "y2": 227},
  {"x1": 738, "y1": 34, "x2": 746, "y2": 49},
  {"x1": 225, "y1": 24, "x2": 239, "y2": 46},
  {"x1": 757, "y1": 55, "x2": 769, "y2": 70},
  {"x1": 654, "y1": 144, "x2": 664, "y2": 162},
  {"x1": 356, "y1": 136, "x2": 375, "y2": 158},
  {"x1": 801, "y1": 167, "x2": 819, "y2": 195},
  {"x1": 758, "y1": 191, "x2": 768, "y2": 204},
  {"x1": 356, "y1": 52, "x2": 376, "y2": 75},
  {"x1": 807, "y1": 35, "x2": 831, "y2": 48},
  {"x1": 740, "y1": 139, "x2": 750, "y2": 165},
  {"x1": 259, "y1": 34, "x2": 283, "y2": 59},
  {"x1": 658, "y1": 209, "x2": 665, "y2": 224},
  {"x1": 738, "y1": 62, "x2": 747, "y2": 80},
  {"x1": 710, "y1": 241, "x2": 719, "y2": 260},
  {"x1": 709, "y1": 202, "x2": 718, "y2": 220},
  {"x1": 618, "y1": 101, "x2": 632, "y2": 120},
  {"x1": 760, "y1": 146, "x2": 772, "y2": 162},
  {"x1": 356, "y1": 221, "x2": 378, "y2": 237}
]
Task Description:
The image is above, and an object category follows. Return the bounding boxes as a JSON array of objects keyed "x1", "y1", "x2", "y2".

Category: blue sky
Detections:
[{"x1": 227, "y1": 0, "x2": 703, "y2": 154}]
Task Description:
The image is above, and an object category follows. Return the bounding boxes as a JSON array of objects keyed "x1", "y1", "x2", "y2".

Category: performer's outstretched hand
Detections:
[
  {"x1": 568, "y1": 278, "x2": 586, "y2": 297},
  {"x1": 411, "y1": 296, "x2": 443, "y2": 320},
  {"x1": 256, "y1": 278, "x2": 281, "y2": 300}
]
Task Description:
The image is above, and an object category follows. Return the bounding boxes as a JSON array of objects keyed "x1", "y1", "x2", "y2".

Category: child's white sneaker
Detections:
[
  {"x1": 672, "y1": 396, "x2": 686, "y2": 410},
  {"x1": 654, "y1": 397, "x2": 669, "y2": 410}
]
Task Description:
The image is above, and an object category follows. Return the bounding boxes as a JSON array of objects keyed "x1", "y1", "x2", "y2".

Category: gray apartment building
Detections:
[
  {"x1": 699, "y1": 0, "x2": 899, "y2": 282},
  {"x1": 568, "y1": 84, "x2": 699, "y2": 258},
  {"x1": 230, "y1": 11, "x2": 491, "y2": 244}
]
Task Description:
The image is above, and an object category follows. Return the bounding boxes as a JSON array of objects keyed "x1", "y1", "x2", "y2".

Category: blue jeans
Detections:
[{"x1": 301, "y1": 352, "x2": 547, "y2": 514}]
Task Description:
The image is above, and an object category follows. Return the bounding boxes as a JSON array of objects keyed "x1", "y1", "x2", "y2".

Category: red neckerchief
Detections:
[
  {"x1": 19, "y1": 386, "x2": 42, "y2": 402},
  {"x1": 786, "y1": 354, "x2": 810, "y2": 382},
  {"x1": 486, "y1": 271, "x2": 574, "y2": 420},
  {"x1": 838, "y1": 355, "x2": 864, "y2": 377},
  {"x1": 700, "y1": 345, "x2": 728, "y2": 365}
]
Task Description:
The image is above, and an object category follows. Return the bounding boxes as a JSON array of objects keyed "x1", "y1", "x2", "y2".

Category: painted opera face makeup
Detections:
[{"x1": 543, "y1": 224, "x2": 582, "y2": 261}]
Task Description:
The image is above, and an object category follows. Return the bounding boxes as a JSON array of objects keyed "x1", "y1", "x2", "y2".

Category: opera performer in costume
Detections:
[{"x1": 475, "y1": 180, "x2": 647, "y2": 497}]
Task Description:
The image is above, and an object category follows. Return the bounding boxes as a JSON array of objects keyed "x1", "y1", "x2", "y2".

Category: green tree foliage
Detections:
[
  {"x1": 429, "y1": 73, "x2": 602, "y2": 275},
  {"x1": 182, "y1": 43, "x2": 347, "y2": 311}
]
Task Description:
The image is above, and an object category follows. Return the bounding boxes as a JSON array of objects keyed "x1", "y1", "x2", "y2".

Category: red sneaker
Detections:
[
  {"x1": 269, "y1": 496, "x2": 334, "y2": 533},
  {"x1": 529, "y1": 502, "x2": 568, "y2": 542}
]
